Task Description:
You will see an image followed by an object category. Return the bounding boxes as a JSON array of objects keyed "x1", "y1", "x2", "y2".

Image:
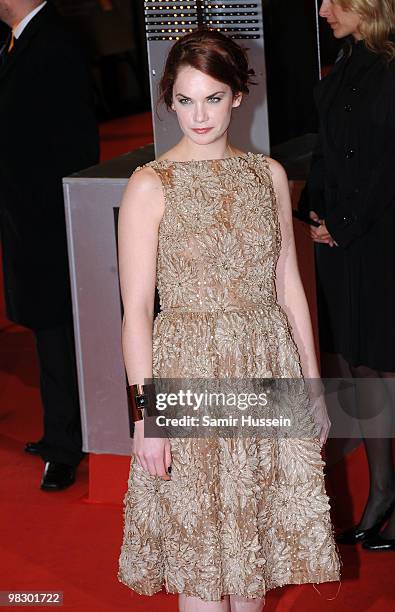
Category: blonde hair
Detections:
[{"x1": 336, "y1": 0, "x2": 395, "y2": 61}]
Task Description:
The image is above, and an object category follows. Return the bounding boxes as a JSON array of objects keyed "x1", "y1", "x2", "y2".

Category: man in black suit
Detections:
[{"x1": 0, "y1": 1, "x2": 100, "y2": 490}]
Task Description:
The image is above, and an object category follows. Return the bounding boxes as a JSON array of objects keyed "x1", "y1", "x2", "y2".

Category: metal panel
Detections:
[
  {"x1": 145, "y1": 0, "x2": 270, "y2": 156},
  {"x1": 64, "y1": 179, "x2": 129, "y2": 454},
  {"x1": 63, "y1": 145, "x2": 155, "y2": 455}
]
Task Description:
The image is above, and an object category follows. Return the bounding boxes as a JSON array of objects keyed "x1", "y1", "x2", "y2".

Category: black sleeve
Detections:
[{"x1": 298, "y1": 130, "x2": 326, "y2": 218}]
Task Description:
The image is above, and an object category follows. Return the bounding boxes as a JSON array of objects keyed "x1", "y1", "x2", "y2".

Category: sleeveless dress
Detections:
[{"x1": 118, "y1": 153, "x2": 341, "y2": 601}]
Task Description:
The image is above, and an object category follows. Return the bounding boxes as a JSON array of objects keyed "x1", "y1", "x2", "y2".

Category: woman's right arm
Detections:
[{"x1": 117, "y1": 167, "x2": 171, "y2": 479}]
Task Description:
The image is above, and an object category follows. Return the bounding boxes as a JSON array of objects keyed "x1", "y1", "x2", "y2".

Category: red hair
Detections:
[{"x1": 159, "y1": 29, "x2": 256, "y2": 110}]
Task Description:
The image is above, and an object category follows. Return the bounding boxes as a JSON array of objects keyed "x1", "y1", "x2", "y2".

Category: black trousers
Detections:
[{"x1": 34, "y1": 322, "x2": 85, "y2": 467}]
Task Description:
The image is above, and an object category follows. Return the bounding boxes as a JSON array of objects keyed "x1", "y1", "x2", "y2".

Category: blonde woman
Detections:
[{"x1": 300, "y1": 0, "x2": 395, "y2": 551}]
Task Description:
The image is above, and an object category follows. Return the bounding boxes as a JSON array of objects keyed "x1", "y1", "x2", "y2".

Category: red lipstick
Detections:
[{"x1": 192, "y1": 128, "x2": 213, "y2": 134}]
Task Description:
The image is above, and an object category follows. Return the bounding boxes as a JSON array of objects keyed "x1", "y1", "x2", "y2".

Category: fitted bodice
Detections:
[{"x1": 143, "y1": 153, "x2": 281, "y2": 314}]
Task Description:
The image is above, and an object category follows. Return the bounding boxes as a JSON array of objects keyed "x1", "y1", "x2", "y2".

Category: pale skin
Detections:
[
  {"x1": 118, "y1": 66, "x2": 330, "y2": 612},
  {"x1": 305, "y1": 0, "x2": 363, "y2": 246},
  {"x1": 0, "y1": 0, "x2": 43, "y2": 28}
]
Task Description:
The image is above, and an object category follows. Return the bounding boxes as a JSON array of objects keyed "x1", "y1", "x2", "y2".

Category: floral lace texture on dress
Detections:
[{"x1": 118, "y1": 153, "x2": 341, "y2": 601}]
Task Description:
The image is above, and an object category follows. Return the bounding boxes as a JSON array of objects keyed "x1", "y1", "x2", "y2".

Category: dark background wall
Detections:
[
  {"x1": 52, "y1": 0, "x2": 150, "y2": 119},
  {"x1": 262, "y1": 0, "x2": 340, "y2": 145}
]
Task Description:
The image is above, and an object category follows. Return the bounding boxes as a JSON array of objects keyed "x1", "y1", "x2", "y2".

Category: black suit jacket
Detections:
[{"x1": 0, "y1": 2, "x2": 99, "y2": 330}]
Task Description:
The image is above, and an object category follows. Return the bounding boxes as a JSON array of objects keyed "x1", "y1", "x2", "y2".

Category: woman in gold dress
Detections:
[{"x1": 117, "y1": 29, "x2": 340, "y2": 611}]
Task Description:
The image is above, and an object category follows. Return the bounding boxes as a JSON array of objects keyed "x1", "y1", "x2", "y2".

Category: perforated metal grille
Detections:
[{"x1": 145, "y1": 0, "x2": 262, "y2": 41}]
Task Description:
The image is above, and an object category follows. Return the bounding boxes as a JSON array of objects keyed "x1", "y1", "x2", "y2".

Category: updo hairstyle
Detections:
[{"x1": 158, "y1": 28, "x2": 256, "y2": 110}]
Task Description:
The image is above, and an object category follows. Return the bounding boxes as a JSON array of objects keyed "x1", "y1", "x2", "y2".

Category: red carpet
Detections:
[
  {"x1": 1, "y1": 113, "x2": 395, "y2": 610},
  {"x1": 99, "y1": 112, "x2": 153, "y2": 162}
]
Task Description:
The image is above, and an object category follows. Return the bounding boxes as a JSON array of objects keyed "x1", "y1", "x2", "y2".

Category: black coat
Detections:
[
  {"x1": 0, "y1": 3, "x2": 99, "y2": 331},
  {"x1": 299, "y1": 38, "x2": 395, "y2": 371}
]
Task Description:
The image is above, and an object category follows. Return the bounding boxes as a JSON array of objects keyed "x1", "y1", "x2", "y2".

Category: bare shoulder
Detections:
[
  {"x1": 128, "y1": 165, "x2": 163, "y2": 193},
  {"x1": 264, "y1": 156, "x2": 293, "y2": 223},
  {"x1": 121, "y1": 165, "x2": 164, "y2": 220},
  {"x1": 264, "y1": 156, "x2": 288, "y2": 190}
]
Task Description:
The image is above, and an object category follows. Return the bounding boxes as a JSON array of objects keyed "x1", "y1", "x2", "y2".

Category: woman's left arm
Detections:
[
  {"x1": 269, "y1": 158, "x2": 330, "y2": 444},
  {"x1": 270, "y1": 158, "x2": 320, "y2": 380}
]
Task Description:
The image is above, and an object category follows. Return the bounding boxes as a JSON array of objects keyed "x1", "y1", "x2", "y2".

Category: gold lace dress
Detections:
[{"x1": 118, "y1": 153, "x2": 341, "y2": 601}]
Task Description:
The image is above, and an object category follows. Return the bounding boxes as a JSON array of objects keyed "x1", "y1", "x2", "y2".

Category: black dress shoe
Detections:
[
  {"x1": 40, "y1": 462, "x2": 76, "y2": 491},
  {"x1": 337, "y1": 497, "x2": 395, "y2": 544},
  {"x1": 24, "y1": 440, "x2": 44, "y2": 455},
  {"x1": 362, "y1": 534, "x2": 395, "y2": 551},
  {"x1": 336, "y1": 523, "x2": 383, "y2": 544}
]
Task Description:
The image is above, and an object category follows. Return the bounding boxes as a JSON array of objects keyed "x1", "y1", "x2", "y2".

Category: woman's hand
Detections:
[
  {"x1": 308, "y1": 211, "x2": 338, "y2": 247},
  {"x1": 132, "y1": 420, "x2": 172, "y2": 480},
  {"x1": 311, "y1": 395, "x2": 331, "y2": 447}
]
